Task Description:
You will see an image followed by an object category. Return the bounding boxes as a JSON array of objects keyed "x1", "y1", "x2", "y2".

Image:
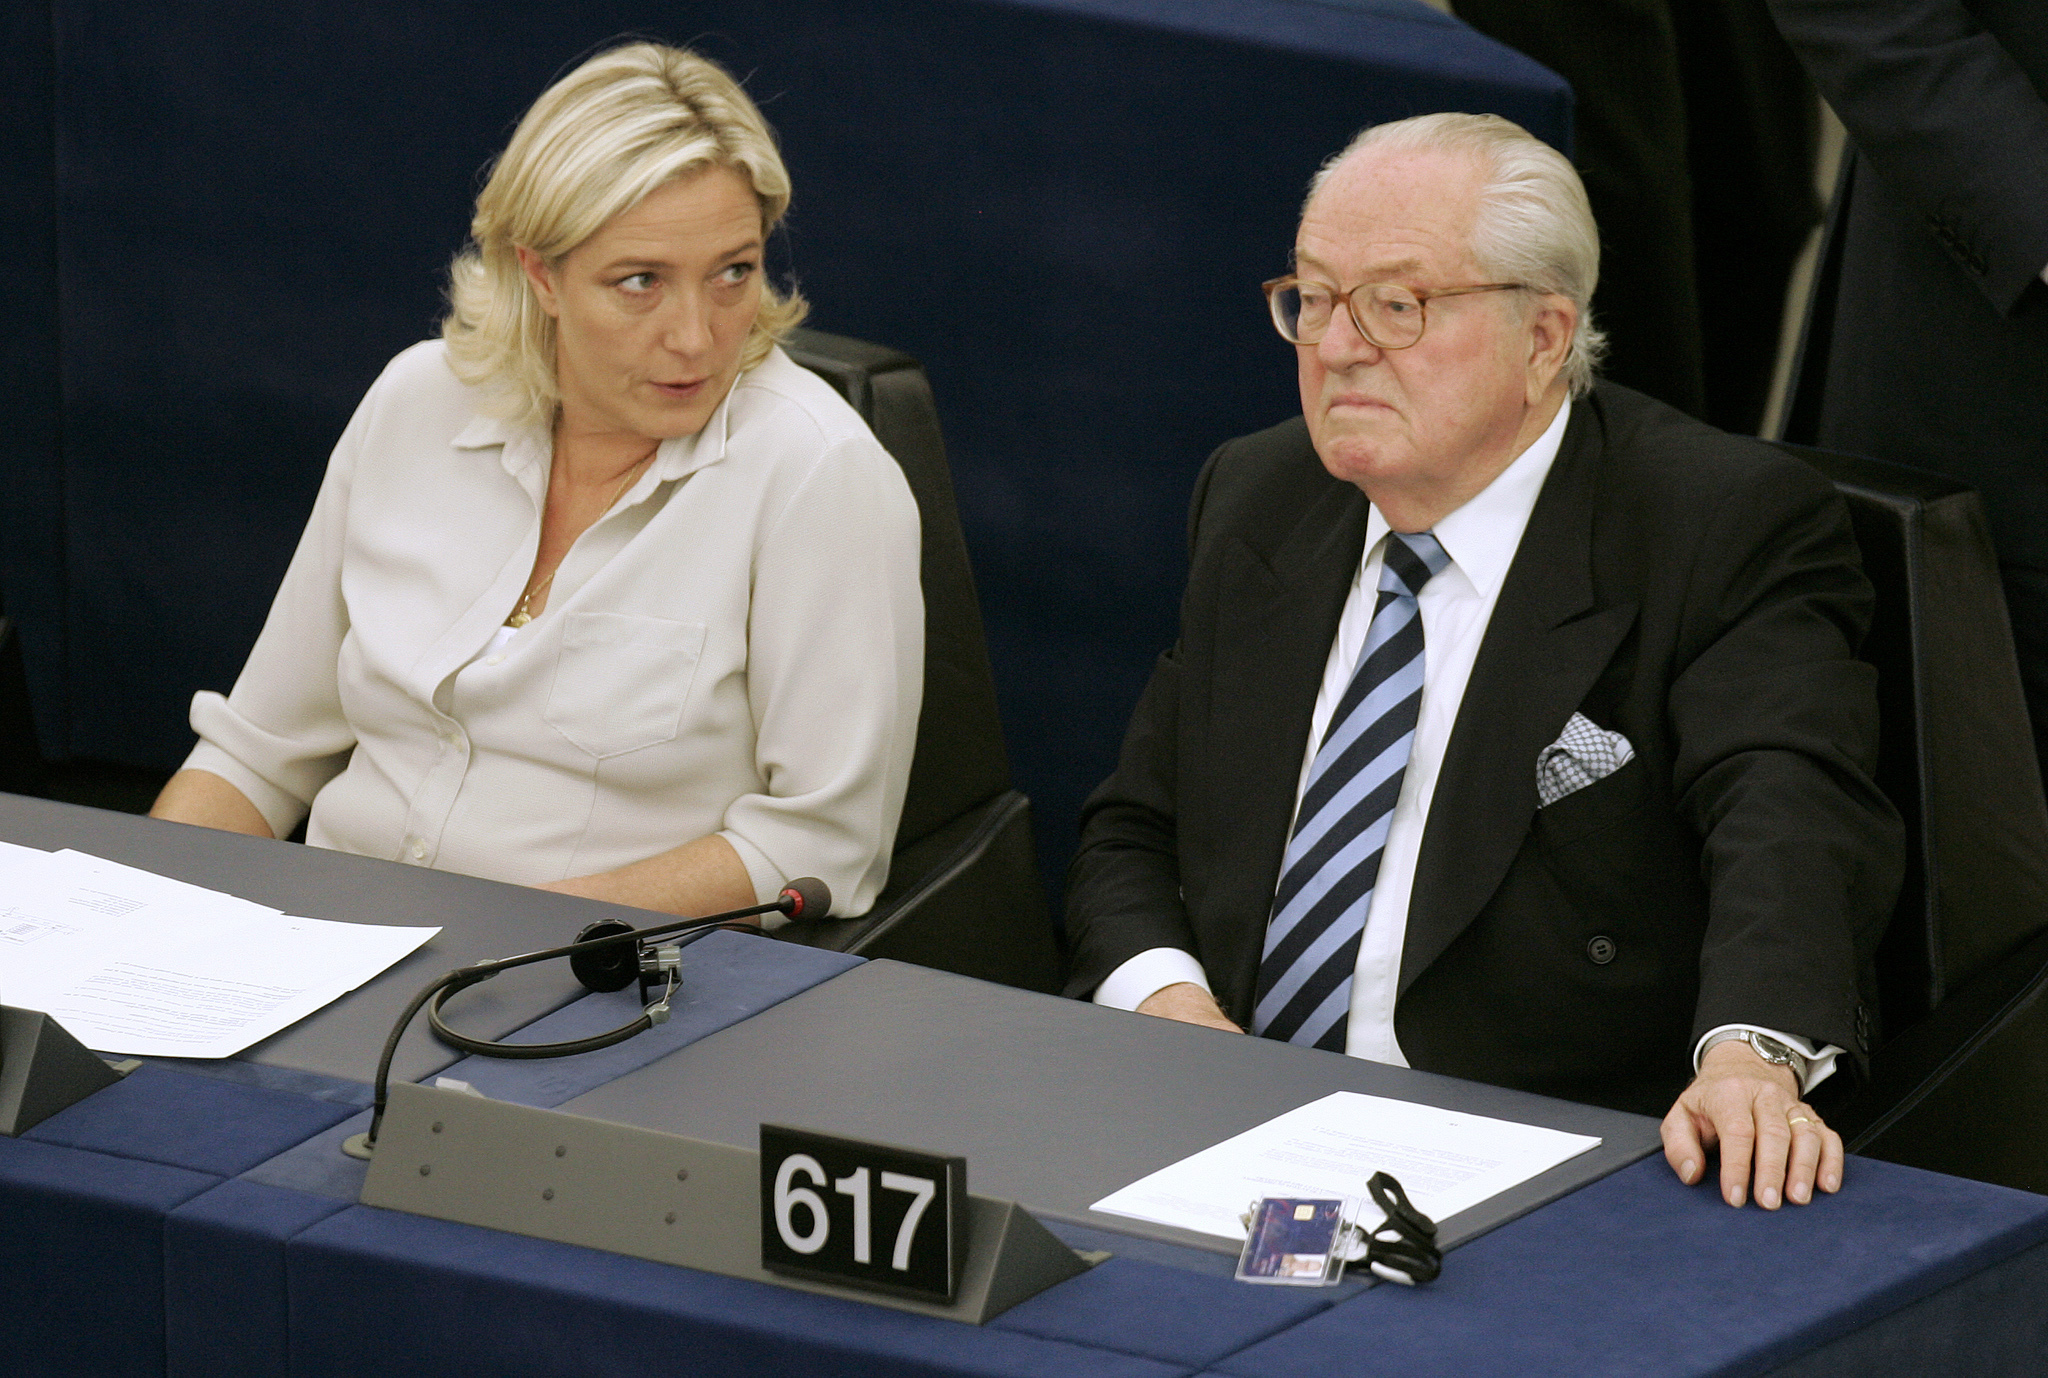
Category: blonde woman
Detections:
[{"x1": 151, "y1": 44, "x2": 922, "y2": 919}]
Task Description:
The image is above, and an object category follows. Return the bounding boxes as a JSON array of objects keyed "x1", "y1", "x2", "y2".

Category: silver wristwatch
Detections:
[{"x1": 1700, "y1": 1028, "x2": 1807, "y2": 1083}]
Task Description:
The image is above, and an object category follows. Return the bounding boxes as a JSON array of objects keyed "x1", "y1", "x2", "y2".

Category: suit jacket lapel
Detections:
[
  {"x1": 1204, "y1": 476, "x2": 1370, "y2": 1007},
  {"x1": 1399, "y1": 404, "x2": 1639, "y2": 993}
]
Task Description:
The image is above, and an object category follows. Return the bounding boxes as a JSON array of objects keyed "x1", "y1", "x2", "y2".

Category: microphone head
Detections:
[
  {"x1": 569, "y1": 919, "x2": 641, "y2": 992},
  {"x1": 779, "y1": 877, "x2": 831, "y2": 921}
]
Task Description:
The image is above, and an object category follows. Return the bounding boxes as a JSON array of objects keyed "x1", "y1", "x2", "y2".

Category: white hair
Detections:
[
  {"x1": 1307, "y1": 112, "x2": 1607, "y2": 396},
  {"x1": 441, "y1": 43, "x2": 808, "y2": 429}
]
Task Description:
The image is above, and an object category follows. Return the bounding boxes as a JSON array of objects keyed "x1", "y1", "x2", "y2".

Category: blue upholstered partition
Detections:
[
  {"x1": 0, "y1": 1067, "x2": 362, "y2": 1377},
  {"x1": 0, "y1": 930, "x2": 862, "y2": 1377},
  {"x1": 27, "y1": 1065, "x2": 2046, "y2": 1377},
  {"x1": 0, "y1": 1, "x2": 1567, "y2": 878}
]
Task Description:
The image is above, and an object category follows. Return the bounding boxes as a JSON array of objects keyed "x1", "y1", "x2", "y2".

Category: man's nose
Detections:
[{"x1": 1316, "y1": 300, "x2": 1385, "y2": 370}]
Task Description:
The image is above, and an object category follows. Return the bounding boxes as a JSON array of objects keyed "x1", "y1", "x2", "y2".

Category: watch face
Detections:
[{"x1": 1749, "y1": 1032, "x2": 1795, "y2": 1064}]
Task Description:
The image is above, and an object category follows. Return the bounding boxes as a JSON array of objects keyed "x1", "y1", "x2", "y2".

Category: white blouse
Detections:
[{"x1": 183, "y1": 340, "x2": 923, "y2": 914}]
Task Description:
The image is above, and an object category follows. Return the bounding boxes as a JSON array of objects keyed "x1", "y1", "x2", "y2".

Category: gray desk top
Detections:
[
  {"x1": 561, "y1": 959, "x2": 1664, "y2": 1256},
  {"x1": 0, "y1": 793, "x2": 675, "y2": 1086}
]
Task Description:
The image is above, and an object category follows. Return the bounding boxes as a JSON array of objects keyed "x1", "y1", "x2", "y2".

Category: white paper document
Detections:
[
  {"x1": 0, "y1": 843, "x2": 438, "y2": 1058},
  {"x1": 1091, "y1": 1091, "x2": 1602, "y2": 1241}
]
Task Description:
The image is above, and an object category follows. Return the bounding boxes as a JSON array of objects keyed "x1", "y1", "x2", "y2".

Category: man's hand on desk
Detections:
[
  {"x1": 1136, "y1": 982, "x2": 1245, "y2": 1033},
  {"x1": 1662, "y1": 1039, "x2": 1844, "y2": 1209}
]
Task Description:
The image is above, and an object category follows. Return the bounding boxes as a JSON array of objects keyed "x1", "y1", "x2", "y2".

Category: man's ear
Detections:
[
  {"x1": 1524, "y1": 293, "x2": 1577, "y2": 402},
  {"x1": 515, "y1": 245, "x2": 561, "y2": 318}
]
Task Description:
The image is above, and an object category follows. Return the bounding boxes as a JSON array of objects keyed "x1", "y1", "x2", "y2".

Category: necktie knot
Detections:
[{"x1": 1379, "y1": 530, "x2": 1450, "y2": 600}]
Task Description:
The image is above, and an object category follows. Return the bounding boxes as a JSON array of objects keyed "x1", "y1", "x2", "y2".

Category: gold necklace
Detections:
[{"x1": 505, "y1": 451, "x2": 656, "y2": 628}]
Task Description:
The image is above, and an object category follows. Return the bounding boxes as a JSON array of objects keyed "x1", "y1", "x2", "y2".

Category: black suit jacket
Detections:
[
  {"x1": 1455, "y1": 0, "x2": 1823, "y2": 431},
  {"x1": 1771, "y1": 0, "x2": 2048, "y2": 785},
  {"x1": 1772, "y1": 0, "x2": 2048, "y2": 555},
  {"x1": 1065, "y1": 383, "x2": 1901, "y2": 1116}
]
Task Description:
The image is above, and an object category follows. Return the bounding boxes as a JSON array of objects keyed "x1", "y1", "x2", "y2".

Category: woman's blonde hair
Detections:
[{"x1": 441, "y1": 43, "x2": 807, "y2": 428}]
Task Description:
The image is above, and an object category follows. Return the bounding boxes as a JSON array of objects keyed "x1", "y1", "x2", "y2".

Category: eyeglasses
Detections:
[{"x1": 1262, "y1": 276, "x2": 1528, "y2": 349}]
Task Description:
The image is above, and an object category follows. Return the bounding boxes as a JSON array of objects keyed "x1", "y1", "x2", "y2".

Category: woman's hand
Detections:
[{"x1": 538, "y1": 833, "x2": 757, "y2": 917}]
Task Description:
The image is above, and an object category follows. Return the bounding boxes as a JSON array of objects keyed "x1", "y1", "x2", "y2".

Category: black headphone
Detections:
[
  {"x1": 425, "y1": 876, "x2": 831, "y2": 1058},
  {"x1": 344, "y1": 879, "x2": 830, "y2": 1159}
]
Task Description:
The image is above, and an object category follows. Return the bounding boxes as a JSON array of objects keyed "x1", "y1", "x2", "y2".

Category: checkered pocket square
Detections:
[{"x1": 1536, "y1": 712, "x2": 1636, "y2": 807}]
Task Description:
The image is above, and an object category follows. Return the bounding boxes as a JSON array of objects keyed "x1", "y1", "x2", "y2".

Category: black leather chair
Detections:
[
  {"x1": 775, "y1": 328, "x2": 1060, "y2": 994},
  {"x1": 1777, "y1": 442, "x2": 2048, "y2": 1193},
  {"x1": 0, "y1": 613, "x2": 49, "y2": 799}
]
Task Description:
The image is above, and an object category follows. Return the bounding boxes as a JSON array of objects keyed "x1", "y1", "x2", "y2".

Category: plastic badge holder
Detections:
[
  {"x1": 1235, "y1": 1198, "x2": 1358, "y2": 1286},
  {"x1": 1235, "y1": 1173, "x2": 1443, "y2": 1288}
]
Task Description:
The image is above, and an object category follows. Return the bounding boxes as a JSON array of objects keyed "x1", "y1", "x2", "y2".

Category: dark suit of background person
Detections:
[
  {"x1": 1064, "y1": 382, "x2": 1898, "y2": 1120},
  {"x1": 1454, "y1": 0, "x2": 1822, "y2": 433},
  {"x1": 1768, "y1": 0, "x2": 2048, "y2": 793}
]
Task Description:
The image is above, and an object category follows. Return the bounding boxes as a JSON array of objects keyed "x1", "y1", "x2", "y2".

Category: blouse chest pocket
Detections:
[{"x1": 544, "y1": 613, "x2": 708, "y2": 759}]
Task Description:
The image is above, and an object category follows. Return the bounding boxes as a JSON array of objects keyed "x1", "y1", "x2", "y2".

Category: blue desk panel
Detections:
[
  {"x1": 0, "y1": 1135, "x2": 218, "y2": 1378},
  {"x1": 26, "y1": 1063, "x2": 361, "y2": 1176},
  {"x1": 271, "y1": 1122, "x2": 2048, "y2": 1377},
  {"x1": 1, "y1": 1065, "x2": 362, "y2": 1375},
  {"x1": 289, "y1": 1205, "x2": 1197, "y2": 1378},
  {"x1": 0, "y1": 930, "x2": 862, "y2": 1378},
  {"x1": 165, "y1": 1180, "x2": 352, "y2": 1378},
  {"x1": 1208, "y1": 1154, "x2": 2048, "y2": 1377},
  {"x1": 12, "y1": 968, "x2": 2048, "y2": 1375}
]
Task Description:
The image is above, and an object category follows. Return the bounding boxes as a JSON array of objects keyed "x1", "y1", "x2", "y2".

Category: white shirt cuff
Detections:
[
  {"x1": 1694, "y1": 1024, "x2": 1841, "y2": 1096},
  {"x1": 1092, "y1": 947, "x2": 1212, "y2": 1011}
]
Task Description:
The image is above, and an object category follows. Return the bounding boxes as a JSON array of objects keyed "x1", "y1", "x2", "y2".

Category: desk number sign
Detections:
[{"x1": 759, "y1": 1125, "x2": 968, "y2": 1303}]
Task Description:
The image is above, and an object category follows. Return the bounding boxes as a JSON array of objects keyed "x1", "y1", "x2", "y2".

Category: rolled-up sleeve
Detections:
[
  {"x1": 720, "y1": 434, "x2": 923, "y2": 914},
  {"x1": 182, "y1": 385, "x2": 372, "y2": 839}
]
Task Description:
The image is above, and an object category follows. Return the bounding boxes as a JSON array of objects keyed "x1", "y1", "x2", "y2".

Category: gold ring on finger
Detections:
[{"x1": 1788, "y1": 1115, "x2": 1815, "y2": 1127}]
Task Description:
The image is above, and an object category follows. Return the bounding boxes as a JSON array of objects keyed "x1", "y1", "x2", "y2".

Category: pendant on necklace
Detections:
[{"x1": 505, "y1": 610, "x2": 531, "y2": 629}]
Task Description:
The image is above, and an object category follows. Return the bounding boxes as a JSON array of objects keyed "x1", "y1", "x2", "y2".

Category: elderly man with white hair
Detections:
[{"x1": 1065, "y1": 113, "x2": 1901, "y2": 1213}]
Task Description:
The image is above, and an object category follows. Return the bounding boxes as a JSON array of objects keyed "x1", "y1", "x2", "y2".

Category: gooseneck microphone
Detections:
[
  {"x1": 341, "y1": 879, "x2": 830, "y2": 1159},
  {"x1": 568, "y1": 876, "x2": 830, "y2": 994}
]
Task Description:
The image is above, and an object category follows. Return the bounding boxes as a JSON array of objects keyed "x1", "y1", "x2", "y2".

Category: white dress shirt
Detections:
[
  {"x1": 184, "y1": 340, "x2": 923, "y2": 914},
  {"x1": 1096, "y1": 399, "x2": 1837, "y2": 1092}
]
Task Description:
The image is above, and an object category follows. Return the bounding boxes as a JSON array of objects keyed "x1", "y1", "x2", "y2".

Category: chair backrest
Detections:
[
  {"x1": 781, "y1": 328, "x2": 1015, "y2": 853},
  {"x1": 1772, "y1": 442, "x2": 2048, "y2": 1032}
]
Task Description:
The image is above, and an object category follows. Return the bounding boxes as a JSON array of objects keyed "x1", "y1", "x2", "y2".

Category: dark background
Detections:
[{"x1": 0, "y1": 0, "x2": 1567, "y2": 897}]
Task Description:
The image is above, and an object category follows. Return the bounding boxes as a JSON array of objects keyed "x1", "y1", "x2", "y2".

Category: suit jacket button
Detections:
[{"x1": 1586, "y1": 936, "x2": 1617, "y2": 965}]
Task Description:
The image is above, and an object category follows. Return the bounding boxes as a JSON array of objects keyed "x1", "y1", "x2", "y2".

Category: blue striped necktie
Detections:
[{"x1": 1254, "y1": 530, "x2": 1451, "y2": 1050}]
